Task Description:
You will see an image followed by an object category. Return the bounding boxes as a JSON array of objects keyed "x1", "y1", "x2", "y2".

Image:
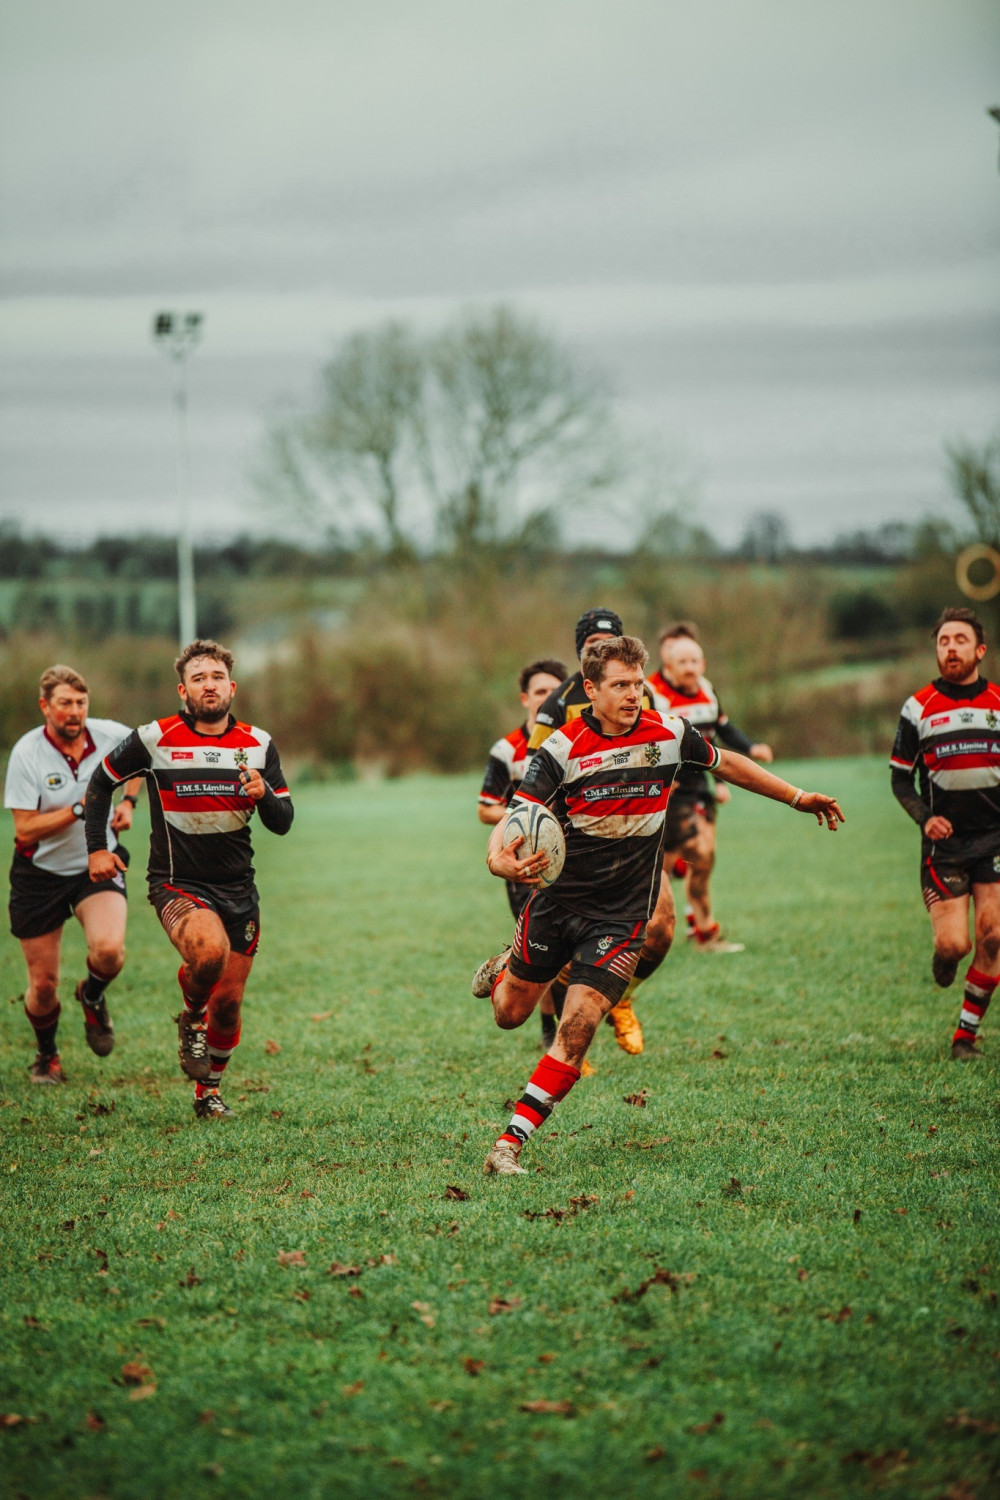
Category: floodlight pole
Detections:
[{"x1": 153, "y1": 311, "x2": 203, "y2": 647}]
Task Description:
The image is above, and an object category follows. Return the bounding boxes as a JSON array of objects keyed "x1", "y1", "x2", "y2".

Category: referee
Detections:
[{"x1": 4, "y1": 664, "x2": 142, "y2": 1082}]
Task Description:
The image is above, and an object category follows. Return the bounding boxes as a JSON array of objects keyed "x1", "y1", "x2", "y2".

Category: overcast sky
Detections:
[{"x1": 1, "y1": 0, "x2": 998, "y2": 547}]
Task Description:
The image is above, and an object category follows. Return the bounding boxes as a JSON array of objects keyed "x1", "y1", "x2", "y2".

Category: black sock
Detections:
[
  {"x1": 83, "y1": 963, "x2": 112, "y2": 1005},
  {"x1": 541, "y1": 1011, "x2": 557, "y2": 1047},
  {"x1": 27, "y1": 1002, "x2": 60, "y2": 1056},
  {"x1": 550, "y1": 978, "x2": 568, "y2": 1019}
]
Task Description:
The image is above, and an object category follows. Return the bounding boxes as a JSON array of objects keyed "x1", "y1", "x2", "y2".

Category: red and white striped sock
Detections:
[
  {"x1": 953, "y1": 967, "x2": 997, "y2": 1044},
  {"x1": 195, "y1": 1023, "x2": 241, "y2": 1099},
  {"x1": 499, "y1": 1054, "x2": 581, "y2": 1152}
]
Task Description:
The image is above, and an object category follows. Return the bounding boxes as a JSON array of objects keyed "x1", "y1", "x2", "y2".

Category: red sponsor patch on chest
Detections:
[
  {"x1": 929, "y1": 715, "x2": 951, "y2": 727},
  {"x1": 171, "y1": 751, "x2": 195, "y2": 760},
  {"x1": 579, "y1": 755, "x2": 604, "y2": 769}
]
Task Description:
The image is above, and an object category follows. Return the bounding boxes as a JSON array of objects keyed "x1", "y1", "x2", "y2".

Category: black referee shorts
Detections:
[{"x1": 8, "y1": 847, "x2": 129, "y2": 941}]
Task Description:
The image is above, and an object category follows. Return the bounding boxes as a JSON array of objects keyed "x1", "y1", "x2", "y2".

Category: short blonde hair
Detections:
[
  {"x1": 581, "y1": 634, "x2": 649, "y2": 686},
  {"x1": 40, "y1": 664, "x2": 88, "y2": 701}
]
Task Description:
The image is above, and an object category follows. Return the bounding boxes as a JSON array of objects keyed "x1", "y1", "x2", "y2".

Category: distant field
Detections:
[{"x1": 1, "y1": 758, "x2": 997, "y2": 1499}]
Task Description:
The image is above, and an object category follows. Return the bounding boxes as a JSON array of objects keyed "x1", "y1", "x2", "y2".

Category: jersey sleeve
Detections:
[
  {"x1": 479, "y1": 741, "x2": 513, "y2": 806},
  {"x1": 512, "y1": 739, "x2": 565, "y2": 808},
  {"x1": 677, "y1": 718, "x2": 721, "y2": 770},
  {"x1": 257, "y1": 738, "x2": 294, "y2": 835},
  {"x1": 527, "y1": 684, "x2": 567, "y2": 750},
  {"x1": 99, "y1": 727, "x2": 152, "y2": 784},
  {"x1": 889, "y1": 701, "x2": 920, "y2": 772},
  {"x1": 3, "y1": 741, "x2": 40, "y2": 810},
  {"x1": 715, "y1": 706, "x2": 755, "y2": 755}
]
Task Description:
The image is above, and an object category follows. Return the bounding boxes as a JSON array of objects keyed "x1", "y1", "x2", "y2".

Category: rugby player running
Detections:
[
  {"x1": 85, "y1": 639, "x2": 293, "y2": 1117},
  {"x1": 479, "y1": 657, "x2": 566, "y2": 1048},
  {"x1": 5, "y1": 665, "x2": 142, "y2": 1082},
  {"x1": 890, "y1": 607, "x2": 1000, "y2": 1059},
  {"x1": 529, "y1": 608, "x2": 666, "y2": 1057},
  {"x1": 474, "y1": 635, "x2": 844, "y2": 1175},
  {"x1": 649, "y1": 623, "x2": 773, "y2": 953}
]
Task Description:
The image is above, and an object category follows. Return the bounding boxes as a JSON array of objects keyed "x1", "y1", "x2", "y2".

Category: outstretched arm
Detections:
[{"x1": 713, "y1": 748, "x2": 844, "y2": 830}]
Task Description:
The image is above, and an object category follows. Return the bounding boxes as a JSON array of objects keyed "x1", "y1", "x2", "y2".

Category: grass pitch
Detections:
[{"x1": 1, "y1": 757, "x2": 997, "y2": 1499}]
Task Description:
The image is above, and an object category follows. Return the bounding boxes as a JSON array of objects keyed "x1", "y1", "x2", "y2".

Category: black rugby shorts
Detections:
[
  {"x1": 149, "y1": 880, "x2": 261, "y2": 956},
  {"x1": 506, "y1": 891, "x2": 644, "y2": 1005}
]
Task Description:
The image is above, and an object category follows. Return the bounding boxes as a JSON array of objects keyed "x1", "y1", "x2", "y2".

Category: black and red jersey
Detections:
[
  {"x1": 646, "y1": 670, "x2": 753, "y2": 795},
  {"x1": 85, "y1": 712, "x2": 293, "y2": 896},
  {"x1": 513, "y1": 707, "x2": 719, "y2": 922},
  {"x1": 528, "y1": 670, "x2": 654, "y2": 752},
  {"x1": 479, "y1": 724, "x2": 530, "y2": 810},
  {"x1": 890, "y1": 677, "x2": 1000, "y2": 846}
]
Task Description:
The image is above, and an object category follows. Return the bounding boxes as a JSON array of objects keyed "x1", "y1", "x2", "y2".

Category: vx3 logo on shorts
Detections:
[{"x1": 527, "y1": 940, "x2": 549, "y2": 950}]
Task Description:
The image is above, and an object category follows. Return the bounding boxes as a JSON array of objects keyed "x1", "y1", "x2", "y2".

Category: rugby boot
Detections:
[
  {"x1": 606, "y1": 996, "x2": 644, "y2": 1054},
  {"x1": 472, "y1": 946, "x2": 512, "y2": 999},
  {"x1": 932, "y1": 953, "x2": 960, "y2": 989},
  {"x1": 693, "y1": 923, "x2": 745, "y2": 954},
  {"x1": 75, "y1": 980, "x2": 114, "y2": 1057},
  {"x1": 29, "y1": 1051, "x2": 65, "y2": 1085},
  {"x1": 951, "y1": 1038, "x2": 984, "y2": 1061},
  {"x1": 193, "y1": 1088, "x2": 235, "y2": 1119},
  {"x1": 483, "y1": 1139, "x2": 527, "y2": 1175},
  {"x1": 579, "y1": 1057, "x2": 597, "y2": 1077},
  {"x1": 176, "y1": 1010, "x2": 211, "y2": 1081}
]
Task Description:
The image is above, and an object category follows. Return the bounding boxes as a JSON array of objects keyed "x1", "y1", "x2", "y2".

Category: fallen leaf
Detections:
[
  {"x1": 270, "y1": 1110, "x2": 284, "y2": 1120},
  {"x1": 264, "y1": 1039, "x2": 281, "y2": 1055},
  {"x1": 136, "y1": 1317, "x2": 166, "y2": 1330},
  {"x1": 23, "y1": 1316, "x2": 46, "y2": 1330},
  {"x1": 121, "y1": 1362, "x2": 153, "y2": 1386},
  {"x1": 722, "y1": 1177, "x2": 742, "y2": 1198},
  {"x1": 326, "y1": 1261, "x2": 362, "y2": 1277},
  {"x1": 348, "y1": 1285, "x2": 364, "y2": 1299},
  {"x1": 519, "y1": 1399, "x2": 574, "y2": 1416},
  {"x1": 293, "y1": 1289, "x2": 311, "y2": 1303},
  {"x1": 645, "y1": 1445, "x2": 665, "y2": 1462},
  {"x1": 198, "y1": 1411, "x2": 216, "y2": 1425},
  {"x1": 853, "y1": 1209, "x2": 862, "y2": 1224},
  {"x1": 300, "y1": 1190, "x2": 315, "y2": 1199},
  {"x1": 444, "y1": 1185, "x2": 470, "y2": 1201},
  {"x1": 342, "y1": 1381, "x2": 364, "y2": 1397},
  {"x1": 538, "y1": 1352, "x2": 556, "y2": 1363},
  {"x1": 946, "y1": 1411, "x2": 1000, "y2": 1435},
  {"x1": 711, "y1": 1048, "x2": 728, "y2": 1059},
  {"x1": 639, "y1": 1137, "x2": 672, "y2": 1149},
  {"x1": 489, "y1": 1296, "x2": 523, "y2": 1315},
  {"x1": 613, "y1": 1268, "x2": 695, "y2": 1304},
  {"x1": 310, "y1": 1011, "x2": 333, "y2": 1022},
  {"x1": 623, "y1": 1090, "x2": 649, "y2": 1108},
  {"x1": 797, "y1": 1269, "x2": 809, "y2": 1282},
  {"x1": 411, "y1": 1300, "x2": 431, "y2": 1312},
  {"x1": 179, "y1": 1268, "x2": 201, "y2": 1287},
  {"x1": 463, "y1": 1358, "x2": 485, "y2": 1376},
  {"x1": 688, "y1": 1413, "x2": 725, "y2": 1435},
  {"x1": 0, "y1": 1414, "x2": 26, "y2": 1428},
  {"x1": 84, "y1": 1411, "x2": 105, "y2": 1432},
  {"x1": 277, "y1": 1250, "x2": 307, "y2": 1268},
  {"x1": 128, "y1": 1385, "x2": 157, "y2": 1402}
]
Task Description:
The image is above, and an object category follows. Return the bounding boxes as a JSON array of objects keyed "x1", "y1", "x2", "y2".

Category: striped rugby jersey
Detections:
[
  {"x1": 890, "y1": 677, "x2": 1000, "y2": 842},
  {"x1": 86, "y1": 712, "x2": 292, "y2": 894},
  {"x1": 479, "y1": 723, "x2": 530, "y2": 809},
  {"x1": 528, "y1": 670, "x2": 655, "y2": 752},
  {"x1": 647, "y1": 670, "x2": 754, "y2": 795},
  {"x1": 513, "y1": 707, "x2": 719, "y2": 921}
]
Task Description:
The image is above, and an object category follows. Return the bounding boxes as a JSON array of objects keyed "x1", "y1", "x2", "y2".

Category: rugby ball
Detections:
[{"x1": 504, "y1": 801, "x2": 566, "y2": 888}]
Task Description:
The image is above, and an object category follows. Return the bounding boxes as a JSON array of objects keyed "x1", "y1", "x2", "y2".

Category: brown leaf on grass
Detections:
[
  {"x1": 623, "y1": 1090, "x2": 649, "y2": 1108},
  {"x1": 242, "y1": 1080, "x2": 271, "y2": 1093},
  {"x1": 300, "y1": 1190, "x2": 315, "y2": 1199},
  {"x1": 797, "y1": 1269, "x2": 809, "y2": 1282},
  {"x1": 293, "y1": 1289, "x2": 312, "y2": 1303},
  {"x1": 412, "y1": 1300, "x2": 432, "y2": 1312},
  {"x1": 519, "y1": 1399, "x2": 574, "y2": 1416},
  {"x1": 489, "y1": 1296, "x2": 523, "y2": 1315},
  {"x1": 310, "y1": 1011, "x2": 333, "y2": 1022},
  {"x1": 644, "y1": 1446, "x2": 665, "y2": 1463},
  {"x1": 327, "y1": 1261, "x2": 362, "y2": 1278},
  {"x1": 121, "y1": 1362, "x2": 153, "y2": 1386},
  {"x1": 946, "y1": 1411, "x2": 1000, "y2": 1435},
  {"x1": 613, "y1": 1268, "x2": 695, "y2": 1304},
  {"x1": 444, "y1": 1185, "x2": 470, "y2": 1201},
  {"x1": 84, "y1": 1411, "x2": 105, "y2": 1432},
  {"x1": 523, "y1": 1193, "x2": 598, "y2": 1224},
  {"x1": 277, "y1": 1250, "x2": 307, "y2": 1268},
  {"x1": 179, "y1": 1268, "x2": 201, "y2": 1287},
  {"x1": 639, "y1": 1137, "x2": 672, "y2": 1149},
  {"x1": 1, "y1": 1414, "x2": 28, "y2": 1428},
  {"x1": 348, "y1": 1285, "x2": 364, "y2": 1299},
  {"x1": 688, "y1": 1413, "x2": 725, "y2": 1436},
  {"x1": 270, "y1": 1110, "x2": 284, "y2": 1121},
  {"x1": 463, "y1": 1358, "x2": 485, "y2": 1377},
  {"x1": 23, "y1": 1316, "x2": 46, "y2": 1330},
  {"x1": 342, "y1": 1381, "x2": 364, "y2": 1397},
  {"x1": 722, "y1": 1177, "x2": 742, "y2": 1198},
  {"x1": 711, "y1": 1048, "x2": 728, "y2": 1059},
  {"x1": 264, "y1": 1039, "x2": 281, "y2": 1055},
  {"x1": 198, "y1": 1410, "x2": 216, "y2": 1425},
  {"x1": 128, "y1": 1385, "x2": 157, "y2": 1402},
  {"x1": 538, "y1": 1352, "x2": 556, "y2": 1363},
  {"x1": 136, "y1": 1317, "x2": 166, "y2": 1330},
  {"x1": 853, "y1": 1209, "x2": 862, "y2": 1224}
]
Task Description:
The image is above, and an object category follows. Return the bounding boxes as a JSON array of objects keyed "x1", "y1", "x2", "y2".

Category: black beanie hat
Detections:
[{"x1": 574, "y1": 606, "x2": 624, "y2": 658}]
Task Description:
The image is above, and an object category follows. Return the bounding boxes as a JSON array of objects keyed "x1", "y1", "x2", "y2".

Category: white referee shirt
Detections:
[{"x1": 4, "y1": 718, "x2": 132, "y2": 876}]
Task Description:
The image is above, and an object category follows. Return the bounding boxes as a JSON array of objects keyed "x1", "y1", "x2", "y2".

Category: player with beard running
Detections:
[
  {"x1": 649, "y1": 622, "x2": 773, "y2": 953},
  {"x1": 479, "y1": 657, "x2": 566, "y2": 1048},
  {"x1": 85, "y1": 639, "x2": 293, "y2": 1118},
  {"x1": 5, "y1": 664, "x2": 142, "y2": 1082},
  {"x1": 529, "y1": 608, "x2": 667, "y2": 1058},
  {"x1": 473, "y1": 635, "x2": 844, "y2": 1175},
  {"x1": 891, "y1": 607, "x2": 1000, "y2": 1060}
]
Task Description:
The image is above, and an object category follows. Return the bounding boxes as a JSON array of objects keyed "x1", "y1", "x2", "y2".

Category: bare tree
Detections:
[
  {"x1": 259, "y1": 306, "x2": 620, "y2": 557},
  {"x1": 738, "y1": 510, "x2": 793, "y2": 564},
  {"x1": 947, "y1": 433, "x2": 1000, "y2": 548}
]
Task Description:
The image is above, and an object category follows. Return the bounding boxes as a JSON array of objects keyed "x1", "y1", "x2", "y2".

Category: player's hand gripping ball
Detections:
[{"x1": 504, "y1": 802, "x2": 566, "y2": 887}]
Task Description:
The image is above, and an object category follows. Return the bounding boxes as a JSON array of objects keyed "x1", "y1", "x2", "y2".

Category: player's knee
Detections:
[
  {"x1": 89, "y1": 941, "x2": 125, "y2": 978},
  {"x1": 30, "y1": 973, "x2": 59, "y2": 1009},
  {"x1": 644, "y1": 916, "x2": 673, "y2": 960},
  {"x1": 937, "y1": 933, "x2": 972, "y2": 963},
  {"x1": 188, "y1": 945, "x2": 228, "y2": 989}
]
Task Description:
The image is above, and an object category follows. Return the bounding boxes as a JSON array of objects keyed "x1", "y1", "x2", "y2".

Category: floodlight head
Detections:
[{"x1": 154, "y1": 312, "x2": 173, "y2": 338}]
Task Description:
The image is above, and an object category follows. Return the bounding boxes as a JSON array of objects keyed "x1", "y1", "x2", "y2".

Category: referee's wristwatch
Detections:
[{"x1": 72, "y1": 801, "x2": 85, "y2": 820}]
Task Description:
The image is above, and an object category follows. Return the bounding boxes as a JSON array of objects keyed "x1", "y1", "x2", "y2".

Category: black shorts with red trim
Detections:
[
  {"x1": 506, "y1": 891, "x2": 644, "y2": 1005},
  {"x1": 149, "y1": 879, "x2": 261, "y2": 956},
  {"x1": 506, "y1": 879, "x2": 533, "y2": 921},
  {"x1": 921, "y1": 836, "x2": 1000, "y2": 910},
  {"x1": 662, "y1": 789, "x2": 716, "y2": 853},
  {"x1": 8, "y1": 846, "x2": 129, "y2": 941}
]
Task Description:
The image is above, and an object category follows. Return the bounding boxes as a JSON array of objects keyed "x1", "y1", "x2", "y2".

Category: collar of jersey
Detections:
[
  {"x1": 43, "y1": 722, "x2": 97, "y2": 768},
  {"x1": 581, "y1": 706, "x2": 645, "y2": 739},
  {"x1": 178, "y1": 710, "x2": 237, "y2": 737},
  {"x1": 933, "y1": 676, "x2": 988, "y2": 701}
]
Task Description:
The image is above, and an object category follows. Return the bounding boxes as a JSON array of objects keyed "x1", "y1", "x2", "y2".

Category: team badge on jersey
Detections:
[
  {"x1": 988, "y1": 710, "x2": 998, "y2": 730},
  {"x1": 45, "y1": 772, "x2": 67, "y2": 789},
  {"x1": 234, "y1": 749, "x2": 249, "y2": 767},
  {"x1": 644, "y1": 742, "x2": 661, "y2": 766}
]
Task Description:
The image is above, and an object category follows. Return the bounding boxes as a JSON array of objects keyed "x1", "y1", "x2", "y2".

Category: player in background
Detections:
[
  {"x1": 479, "y1": 658, "x2": 566, "y2": 1047},
  {"x1": 890, "y1": 607, "x2": 1000, "y2": 1059},
  {"x1": 473, "y1": 635, "x2": 844, "y2": 1174},
  {"x1": 649, "y1": 623, "x2": 773, "y2": 953},
  {"x1": 4, "y1": 664, "x2": 142, "y2": 1082},
  {"x1": 85, "y1": 639, "x2": 293, "y2": 1117},
  {"x1": 530, "y1": 608, "x2": 665, "y2": 1056}
]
